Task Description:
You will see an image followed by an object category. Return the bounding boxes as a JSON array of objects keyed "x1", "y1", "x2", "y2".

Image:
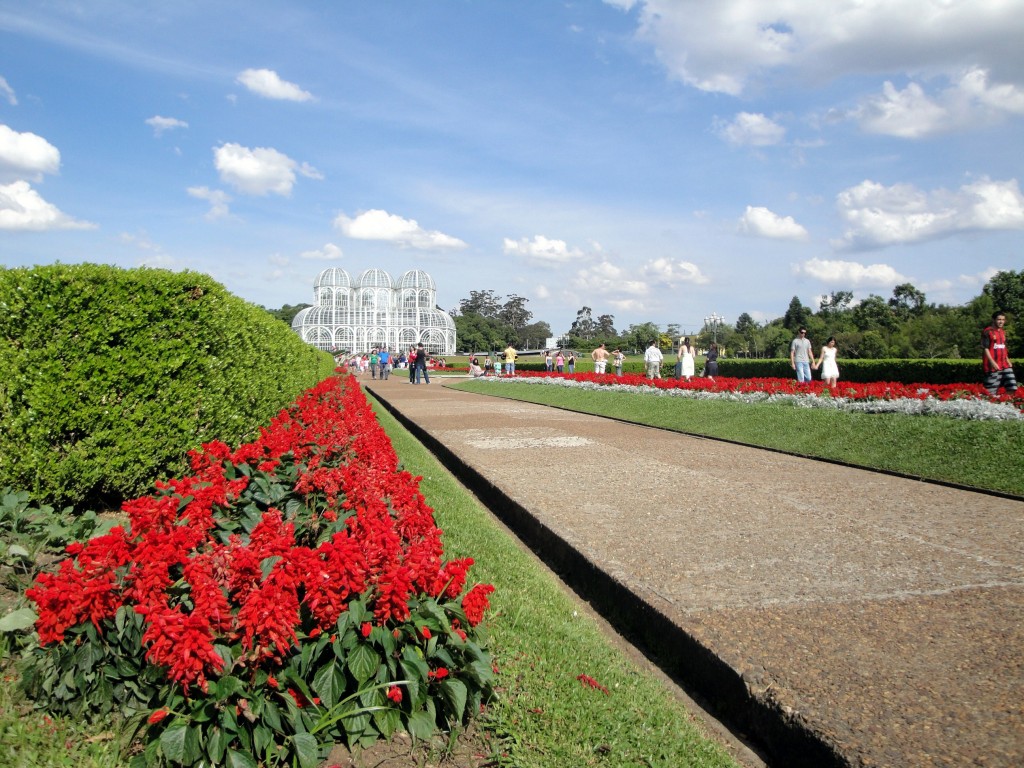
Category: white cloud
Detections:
[
  {"x1": 794, "y1": 257, "x2": 907, "y2": 287},
  {"x1": 236, "y1": 69, "x2": 313, "y2": 102},
  {"x1": 187, "y1": 186, "x2": 231, "y2": 219},
  {"x1": 503, "y1": 235, "x2": 585, "y2": 264},
  {"x1": 213, "y1": 143, "x2": 320, "y2": 196},
  {"x1": 717, "y1": 112, "x2": 785, "y2": 146},
  {"x1": 833, "y1": 177, "x2": 1024, "y2": 249},
  {"x1": 0, "y1": 125, "x2": 61, "y2": 181},
  {"x1": 852, "y1": 68, "x2": 1024, "y2": 138},
  {"x1": 958, "y1": 267, "x2": 1000, "y2": 288},
  {"x1": 611, "y1": 1, "x2": 1024, "y2": 96},
  {"x1": 0, "y1": 76, "x2": 16, "y2": 106},
  {"x1": 643, "y1": 257, "x2": 709, "y2": 286},
  {"x1": 333, "y1": 209, "x2": 467, "y2": 250},
  {"x1": 0, "y1": 180, "x2": 95, "y2": 231},
  {"x1": 572, "y1": 260, "x2": 648, "y2": 296},
  {"x1": 145, "y1": 115, "x2": 189, "y2": 136},
  {"x1": 299, "y1": 243, "x2": 344, "y2": 260},
  {"x1": 853, "y1": 81, "x2": 948, "y2": 138},
  {"x1": 738, "y1": 206, "x2": 809, "y2": 240}
]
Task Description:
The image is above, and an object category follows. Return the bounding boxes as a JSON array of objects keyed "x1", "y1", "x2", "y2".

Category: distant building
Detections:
[{"x1": 291, "y1": 267, "x2": 456, "y2": 355}]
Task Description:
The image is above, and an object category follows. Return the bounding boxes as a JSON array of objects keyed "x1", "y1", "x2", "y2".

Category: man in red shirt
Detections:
[{"x1": 982, "y1": 311, "x2": 1018, "y2": 395}]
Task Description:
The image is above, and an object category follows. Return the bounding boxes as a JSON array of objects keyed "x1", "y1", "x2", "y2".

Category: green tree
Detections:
[
  {"x1": 889, "y1": 283, "x2": 927, "y2": 319},
  {"x1": 623, "y1": 322, "x2": 660, "y2": 352},
  {"x1": 570, "y1": 306, "x2": 597, "y2": 340},
  {"x1": 852, "y1": 294, "x2": 897, "y2": 332},
  {"x1": 499, "y1": 294, "x2": 532, "y2": 330},
  {"x1": 454, "y1": 312, "x2": 514, "y2": 353},
  {"x1": 264, "y1": 303, "x2": 310, "y2": 325},
  {"x1": 459, "y1": 290, "x2": 503, "y2": 318},
  {"x1": 596, "y1": 313, "x2": 617, "y2": 337},
  {"x1": 517, "y1": 320, "x2": 552, "y2": 349},
  {"x1": 782, "y1": 296, "x2": 811, "y2": 332}
]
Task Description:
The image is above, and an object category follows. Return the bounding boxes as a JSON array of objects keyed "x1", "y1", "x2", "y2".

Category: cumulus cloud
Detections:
[
  {"x1": 0, "y1": 76, "x2": 16, "y2": 106},
  {"x1": 0, "y1": 124, "x2": 61, "y2": 182},
  {"x1": 145, "y1": 115, "x2": 189, "y2": 137},
  {"x1": 503, "y1": 235, "x2": 585, "y2": 264},
  {"x1": 334, "y1": 209, "x2": 467, "y2": 250},
  {"x1": 852, "y1": 68, "x2": 1024, "y2": 137},
  {"x1": 236, "y1": 69, "x2": 313, "y2": 102},
  {"x1": 572, "y1": 260, "x2": 648, "y2": 296},
  {"x1": 833, "y1": 177, "x2": 1024, "y2": 249},
  {"x1": 643, "y1": 257, "x2": 709, "y2": 285},
  {"x1": 716, "y1": 112, "x2": 785, "y2": 146},
  {"x1": 794, "y1": 257, "x2": 907, "y2": 287},
  {"x1": 213, "y1": 143, "x2": 320, "y2": 196},
  {"x1": 738, "y1": 206, "x2": 809, "y2": 240},
  {"x1": 0, "y1": 180, "x2": 95, "y2": 231},
  {"x1": 187, "y1": 186, "x2": 232, "y2": 219},
  {"x1": 610, "y1": 1, "x2": 1024, "y2": 96},
  {"x1": 299, "y1": 243, "x2": 344, "y2": 260}
]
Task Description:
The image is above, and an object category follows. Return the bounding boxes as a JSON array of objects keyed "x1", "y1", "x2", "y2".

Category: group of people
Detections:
[
  {"x1": 787, "y1": 310, "x2": 1017, "y2": 395},
  {"x1": 789, "y1": 328, "x2": 840, "y2": 388},
  {"x1": 337, "y1": 343, "x2": 445, "y2": 384}
]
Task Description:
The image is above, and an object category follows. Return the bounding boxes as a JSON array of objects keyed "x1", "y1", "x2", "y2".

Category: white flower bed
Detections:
[{"x1": 474, "y1": 376, "x2": 1024, "y2": 422}]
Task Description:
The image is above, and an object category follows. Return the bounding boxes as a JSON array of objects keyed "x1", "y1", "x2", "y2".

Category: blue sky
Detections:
[{"x1": 2, "y1": 1, "x2": 1023, "y2": 336}]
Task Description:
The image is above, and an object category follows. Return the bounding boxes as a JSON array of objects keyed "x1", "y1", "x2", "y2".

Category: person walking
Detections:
[
  {"x1": 408, "y1": 346, "x2": 417, "y2": 383},
  {"x1": 503, "y1": 343, "x2": 517, "y2": 376},
  {"x1": 817, "y1": 337, "x2": 840, "y2": 388},
  {"x1": 414, "y1": 343, "x2": 431, "y2": 384},
  {"x1": 677, "y1": 337, "x2": 696, "y2": 381},
  {"x1": 704, "y1": 342, "x2": 719, "y2": 380},
  {"x1": 378, "y1": 348, "x2": 391, "y2": 380},
  {"x1": 644, "y1": 339, "x2": 664, "y2": 379},
  {"x1": 982, "y1": 311, "x2": 1018, "y2": 395},
  {"x1": 790, "y1": 328, "x2": 814, "y2": 383}
]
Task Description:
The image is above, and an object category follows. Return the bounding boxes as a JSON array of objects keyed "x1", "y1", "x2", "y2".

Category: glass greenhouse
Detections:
[{"x1": 291, "y1": 267, "x2": 457, "y2": 355}]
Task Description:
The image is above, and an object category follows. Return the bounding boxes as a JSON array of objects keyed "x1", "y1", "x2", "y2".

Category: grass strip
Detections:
[
  {"x1": 367, "y1": 394, "x2": 740, "y2": 768},
  {"x1": 448, "y1": 380, "x2": 1024, "y2": 497}
]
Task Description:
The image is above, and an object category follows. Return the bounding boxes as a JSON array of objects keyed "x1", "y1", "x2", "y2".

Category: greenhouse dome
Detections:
[{"x1": 291, "y1": 267, "x2": 456, "y2": 355}]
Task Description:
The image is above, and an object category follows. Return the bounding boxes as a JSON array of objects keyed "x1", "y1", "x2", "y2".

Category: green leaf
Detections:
[
  {"x1": 347, "y1": 643, "x2": 380, "y2": 683},
  {"x1": 216, "y1": 675, "x2": 246, "y2": 699},
  {"x1": 159, "y1": 724, "x2": 188, "y2": 763},
  {"x1": 259, "y1": 555, "x2": 281, "y2": 580},
  {"x1": 227, "y1": 748, "x2": 259, "y2": 768},
  {"x1": 406, "y1": 709, "x2": 436, "y2": 741},
  {"x1": 312, "y1": 662, "x2": 342, "y2": 709},
  {"x1": 439, "y1": 678, "x2": 468, "y2": 721},
  {"x1": 0, "y1": 607, "x2": 37, "y2": 631},
  {"x1": 291, "y1": 732, "x2": 319, "y2": 768}
]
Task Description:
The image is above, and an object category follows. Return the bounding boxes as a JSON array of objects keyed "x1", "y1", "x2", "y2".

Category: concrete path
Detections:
[{"x1": 365, "y1": 376, "x2": 1024, "y2": 768}]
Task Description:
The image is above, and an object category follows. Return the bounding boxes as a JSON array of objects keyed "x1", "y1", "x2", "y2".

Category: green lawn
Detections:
[
  {"x1": 448, "y1": 380, "x2": 1024, "y2": 497},
  {"x1": 368, "y1": 395, "x2": 740, "y2": 768}
]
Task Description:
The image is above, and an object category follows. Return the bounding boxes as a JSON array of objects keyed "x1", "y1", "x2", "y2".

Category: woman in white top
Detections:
[
  {"x1": 677, "y1": 337, "x2": 696, "y2": 380},
  {"x1": 817, "y1": 336, "x2": 840, "y2": 388}
]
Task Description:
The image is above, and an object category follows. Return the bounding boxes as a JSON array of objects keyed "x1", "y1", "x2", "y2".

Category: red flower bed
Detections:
[
  {"x1": 24, "y1": 374, "x2": 494, "y2": 764},
  {"x1": 510, "y1": 370, "x2": 1022, "y2": 406}
]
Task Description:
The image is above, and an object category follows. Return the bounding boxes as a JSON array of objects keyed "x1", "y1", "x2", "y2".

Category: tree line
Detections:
[{"x1": 266, "y1": 269, "x2": 1023, "y2": 359}]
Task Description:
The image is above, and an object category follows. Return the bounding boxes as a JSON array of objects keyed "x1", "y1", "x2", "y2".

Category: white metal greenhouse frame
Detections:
[{"x1": 291, "y1": 267, "x2": 456, "y2": 355}]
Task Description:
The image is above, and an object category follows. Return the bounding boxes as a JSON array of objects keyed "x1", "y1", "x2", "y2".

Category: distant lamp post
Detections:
[{"x1": 704, "y1": 312, "x2": 724, "y2": 345}]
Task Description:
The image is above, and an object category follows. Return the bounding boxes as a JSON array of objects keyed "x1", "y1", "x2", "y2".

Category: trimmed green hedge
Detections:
[
  {"x1": 717, "y1": 357, "x2": 982, "y2": 384},
  {"x1": 0, "y1": 264, "x2": 335, "y2": 510}
]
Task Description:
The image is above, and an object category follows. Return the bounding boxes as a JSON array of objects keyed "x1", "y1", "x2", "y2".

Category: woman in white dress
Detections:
[
  {"x1": 817, "y1": 336, "x2": 840, "y2": 388},
  {"x1": 677, "y1": 336, "x2": 696, "y2": 380}
]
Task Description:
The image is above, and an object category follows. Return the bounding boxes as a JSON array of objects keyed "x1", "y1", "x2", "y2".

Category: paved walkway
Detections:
[{"x1": 365, "y1": 376, "x2": 1024, "y2": 768}]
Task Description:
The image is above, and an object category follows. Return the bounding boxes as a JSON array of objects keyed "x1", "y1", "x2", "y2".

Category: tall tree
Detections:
[
  {"x1": 459, "y1": 290, "x2": 502, "y2": 318},
  {"x1": 889, "y1": 283, "x2": 927, "y2": 318},
  {"x1": 818, "y1": 290, "x2": 853, "y2": 317},
  {"x1": 517, "y1": 320, "x2": 552, "y2": 349},
  {"x1": 570, "y1": 306, "x2": 596, "y2": 339},
  {"x1": 596, "y1": 314, "x2": 617, "y2": 337},
  {"x1": 498, "y1": 294, "x2": 532, "y2": 330},
  {"x1": 782, "y1": 296, "x2": 811, "y2": 332}
]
